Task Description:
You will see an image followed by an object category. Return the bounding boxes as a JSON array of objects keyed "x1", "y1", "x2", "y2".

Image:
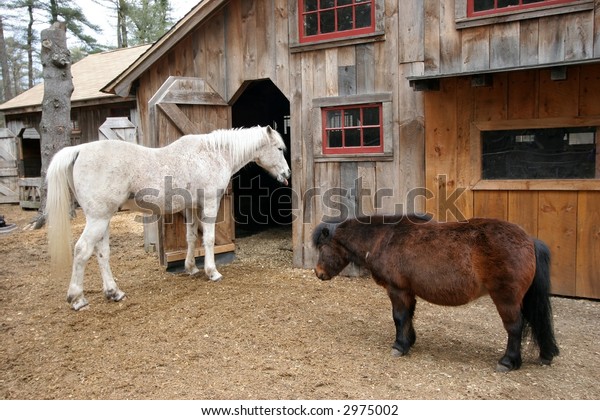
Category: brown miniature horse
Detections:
[{"x1": 312, "y1": 215, "x2": 559, "y2": 372}]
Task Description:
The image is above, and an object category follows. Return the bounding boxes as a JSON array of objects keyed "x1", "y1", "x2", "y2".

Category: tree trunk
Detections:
[
  {"x1": 30, "y1": 22, "x2": 74, "y2": 230},
  {"x1": 0, "y1": 16, "x2": 14, "y2": 101}
]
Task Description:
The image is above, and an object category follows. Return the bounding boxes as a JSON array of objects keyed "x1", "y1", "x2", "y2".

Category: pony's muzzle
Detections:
[{"x1": 314, "y1": 266, "x2": 331, "y2": 281}]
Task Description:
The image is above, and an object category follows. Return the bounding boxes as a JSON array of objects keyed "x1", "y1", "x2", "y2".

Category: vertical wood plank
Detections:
[
  {"x1": 454, "y1": 77, "x2": 473, "y2": 220},
  {"x1": 519, "y1": 19, "x2": 539, "y2": 66},
  {"x1": 538, "y1": 67, "x2": 580, "y2": 118},
  {"x1": 538, "y1": 14, "x2": 565, "y2": 64},
  {"x1": 564, "y1": 11, "x2": 593, "y2": 62},
  {"x1": 423, "y1": 0, "x2": 440, "y2": 74},
  {"x1": 439, "y1": 0, "x2": 462, "y2": 74},
  {"x1": 507, "y1": 190, "x2": 539, "y2": 236},
  {"x1": 357, "y1": 162, "x2": 377, "y2": 216},
  {"x1": 576, "y1": 192, "x2": 600, "y2": 299},
  {"x1": 507, "y1": 70, "x2": 538, "y2": 120},
  {"x1": 461, "y1": 27, "x2": 490, "y2": 73},
  {"x1": 579, "y1": 63, "x2": 600, "y2": 116},
  {"x1": 473, "y1": 190, "x2": 508, "y2": 220},
  {"x1": 538, "y1": 191, "x2": 578, "y2": 296},
  {"x1": 490, "y1": 22, "x2": 520, "y2": 69},
  {"x1": 473, "y1": 73, "x2": 507, "y2": 121},
  {"x1": 398, "y1": 0, "x2": 424, "y2": 63}
]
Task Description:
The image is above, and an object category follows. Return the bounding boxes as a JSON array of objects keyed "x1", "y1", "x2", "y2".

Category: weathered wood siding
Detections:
[
  {"x1": 424, "y1": 63, "x2": 600, "y2": 299},
  {"x1": 420, "y1": 0, "x2": 598, "y2": 78},
  {"x1": 133, "y1": 0, "x2": 426, "y2": 269}
]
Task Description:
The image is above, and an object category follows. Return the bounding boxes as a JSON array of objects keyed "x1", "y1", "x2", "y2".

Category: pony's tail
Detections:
[
  {"x1": 46, "y1": 146, "x2": 79, "y2": 275},
  {"x1": 521, "y1": 238, "x2": 560, "y2": 364}
]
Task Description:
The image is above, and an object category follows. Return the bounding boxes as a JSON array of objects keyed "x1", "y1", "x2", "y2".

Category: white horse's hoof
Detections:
[
  {"x1": 70, "y1": 296, "x2": 89, "y2": 311},
  {"x1": 209, "y1": 273, "x2": 223, "y2": 282},
  {"x1": 106, "y1": 289, "x2": 126, "y2": 302},
  {"x1": 186, "y1": 266, "x2": 201, "y2": 276}
]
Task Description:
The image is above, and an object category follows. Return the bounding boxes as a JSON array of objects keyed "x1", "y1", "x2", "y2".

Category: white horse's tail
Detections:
[{"x1": 46, "y1": 146, "x2": 80, "y2": 274}]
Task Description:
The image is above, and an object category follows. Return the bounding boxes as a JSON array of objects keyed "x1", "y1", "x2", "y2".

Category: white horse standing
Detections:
[{"x1": 46, "y1": 125, "x2": 291, "y2": 310}]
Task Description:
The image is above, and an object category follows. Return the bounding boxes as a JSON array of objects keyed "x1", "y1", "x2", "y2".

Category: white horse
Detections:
[{"x1": 46, "y1": 125, "x2": 291, "y2": 310}]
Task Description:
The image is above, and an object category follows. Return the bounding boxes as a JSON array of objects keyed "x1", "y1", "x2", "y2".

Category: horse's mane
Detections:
[
  {"x1": 198, "y1": 126, "x2": 285, "y2": 163},
  {"x1": 312, "y1": 214, "x2": 432, "y2": 247}
]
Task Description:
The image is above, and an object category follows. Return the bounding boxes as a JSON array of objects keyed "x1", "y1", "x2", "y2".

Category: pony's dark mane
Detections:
[{"x1": 312, "y1": 214, "x2": 432, "y2": 248}]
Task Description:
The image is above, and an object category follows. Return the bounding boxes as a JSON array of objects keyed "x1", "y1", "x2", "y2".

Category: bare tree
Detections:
[{"x1": 30, "y1": 21, "x2": 73, "y2": 229}]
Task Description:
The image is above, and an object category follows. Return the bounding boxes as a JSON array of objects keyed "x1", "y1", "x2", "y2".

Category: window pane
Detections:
[
  {"x1": 498, "y1": 0, "x2": 520, "y2": 8},
  {"x1": 481, "y1": 127, "x2": 597, "y2": 179},
  {"x1": 355, "y1": 4, "x2": 372, "y2": 28},
  {"x1": 363, "y1": 128, "x2": 381, "y2": 146},
  {"x1": 337, "y1": 0, "x2": 353, "y2": 5},
  {"x1": 320, "y1": 0, "x2": 335, "y2": 8},
  {"x1": 304, "y1": 14, "x2": 318, "y2": 36},
  {"x1": 473, "y1": 0, "x2": 495, "y2": 12},
  {"x1": 337, "y1": 6, "x2": 353, "y2": 31},
  {"x1": 320, "y1": 10, "x2": 335, "y2": 33},
  {"x1": 344, "y1": 109, "x2": 361, "y2": 127},
  {"x1": 363, "y1": 106, "x2": 379, "y2": 125},
  {"x1": 328, "y1": 130, "x2": 343, "y2": 148},
  {"x1": 304, "y1": 0, "x2": 318, "y2": 12},
  {"x1": 345, "y1": 128, "x2": 361, "y2": 147},
  {"x1": 326, "y1": 110, "x2": 342, "y2": 128}
]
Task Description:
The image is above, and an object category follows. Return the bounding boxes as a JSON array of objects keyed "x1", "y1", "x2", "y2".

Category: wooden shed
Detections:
[
  {"x1": 407, "y1": 0, "x2": 600, "y2": 299},
  {"x1": 0, "y1": 44, "x2": 150, "y2": 207},
  {"x1": 103, "y1": 0, "x2": 598, "y2": 298},
  {"x1": 103, "y1": 0, "x2": 425, "y2": 273}
]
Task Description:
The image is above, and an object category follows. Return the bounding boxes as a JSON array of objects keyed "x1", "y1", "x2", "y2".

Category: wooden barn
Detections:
[
  {"x1": 406, "y1": 0, "x2": 600, "y2": 299},
  {"x1": 103, "y1": 0, "x2": 598, "y2": 299},
  {"x1": 0, "y1": 44, "x2": 150, "y2": 207}
]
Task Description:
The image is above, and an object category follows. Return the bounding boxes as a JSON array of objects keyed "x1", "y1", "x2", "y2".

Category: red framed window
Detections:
[
  {"x1": 467, "y1": 0, "x2": 578, "y2": 17},
  {"x1": 322, "y1": 104, "x2": 383, "y2": 154},
  {"x1": 299, "y1": 0, "x2": 375, "y2": 43}
]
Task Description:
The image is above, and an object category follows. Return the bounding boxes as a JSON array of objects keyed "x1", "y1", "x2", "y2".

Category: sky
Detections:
[
  {"x1": 77, "y1": 0, "x2": 198, "y2": 47},
  {"x1": 0, "y1": 0, "x2": 199, "y2": 48}
]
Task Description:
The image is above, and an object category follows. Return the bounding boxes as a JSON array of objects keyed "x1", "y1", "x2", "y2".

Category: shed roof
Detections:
[
  {"x1": 102, "y1": 0, "x2": 226, "y2": 97},
  {"x1": 0, "y1": 44, "x2": 151, "y2": 114}
]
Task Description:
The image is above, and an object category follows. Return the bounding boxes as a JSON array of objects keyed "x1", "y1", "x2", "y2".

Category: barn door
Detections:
[
  {"x1": 98, "y1": 117, "x2": 137, "y2": 142},
  {"x1": 0, "y1": 128, "x2": 18, "y2": 204},
  {"x1": 148, "y1": 76, "x2": 234, "y2": 269}
]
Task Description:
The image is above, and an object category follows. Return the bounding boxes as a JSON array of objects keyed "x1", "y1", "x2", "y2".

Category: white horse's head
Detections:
[{"x1": 255, "y1": 126, "x2": 291, "y2": 186}]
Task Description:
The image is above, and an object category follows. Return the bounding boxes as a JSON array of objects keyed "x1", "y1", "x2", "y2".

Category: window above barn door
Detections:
[
  {"x1": 298, "y1": 0, "x2": 377, "y2": 44},
  {"x1": 455, "y1": 0, "x2": 593, "y2": 29}
]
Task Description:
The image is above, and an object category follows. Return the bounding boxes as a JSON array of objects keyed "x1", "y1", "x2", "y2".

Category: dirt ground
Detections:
[{"x1": 1, "y1": 203, "x2": 599, "y2": 400}]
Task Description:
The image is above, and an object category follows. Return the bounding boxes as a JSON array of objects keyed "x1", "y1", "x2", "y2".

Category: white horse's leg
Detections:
[
  {"x1": 66, "y1": 217, "x2": 111, "y2": 310},
  {"x1": 184, "y1": 208, "x2": 200, "y2": 275},
  {"x1": 201, "y1": 199, "x2": 222, "y2": 282},
  {"x1": 95, "y1": 225, "x2": 126, "y2": 303}
]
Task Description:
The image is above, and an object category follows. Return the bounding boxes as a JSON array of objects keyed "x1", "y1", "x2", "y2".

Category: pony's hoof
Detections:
[
  {"x1": 538, "y1": 357, "x2": 552, "y2": 366},
  {"x1": 391, "y1": 347, "x2": 408, "y2": 358},
  {"x1": 495, "y1": 363, "x2": 512, "y2": 373}
]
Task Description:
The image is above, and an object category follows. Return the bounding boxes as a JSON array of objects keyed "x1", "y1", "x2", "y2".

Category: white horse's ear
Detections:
[{"x1": 266, "y1": 125, "x2": 273, "y2": 134}]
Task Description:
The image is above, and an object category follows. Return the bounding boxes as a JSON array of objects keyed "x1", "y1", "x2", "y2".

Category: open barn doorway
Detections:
[{"x1": 231, "y1": 79, "x2": 291, "y2": 237}]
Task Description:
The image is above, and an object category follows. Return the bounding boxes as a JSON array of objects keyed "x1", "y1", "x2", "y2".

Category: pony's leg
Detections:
[
  {"x1": 95, "y1": 225, "x2": 125, "y2": 303},
  {"x1": 491, "y1": 297, "x2": 524, "y2": 372},
  {"x1": 66, "y1": 217, "x2": 111, "y2": 310},
  {"x1": 184, "y1": 208, "x2": 200, "y2": 275},
  {"x1": 387, "y1": 286, "x2": 417, "y2": 357},
  {"x1": 200, "y1": 200, "x2": 222, "y2": 282}
]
